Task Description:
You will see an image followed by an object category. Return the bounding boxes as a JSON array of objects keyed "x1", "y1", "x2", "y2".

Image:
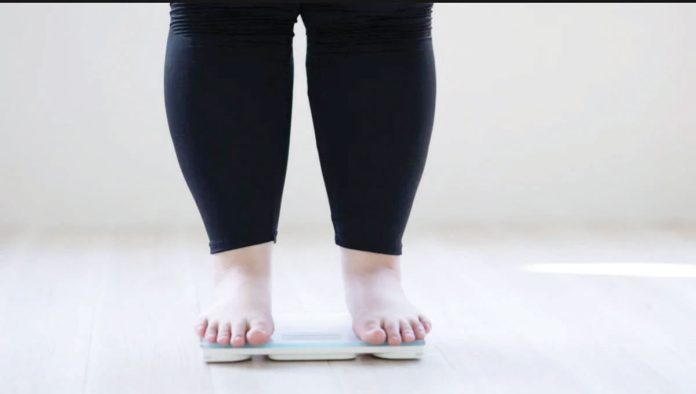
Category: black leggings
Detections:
[{"x1": 164, "y1": 3, "x2": 436, "y2": 255}]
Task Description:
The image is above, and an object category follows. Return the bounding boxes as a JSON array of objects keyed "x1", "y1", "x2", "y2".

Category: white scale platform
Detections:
[{"x1": 201, "y1": 313, "x2": 425, "y2": 362}]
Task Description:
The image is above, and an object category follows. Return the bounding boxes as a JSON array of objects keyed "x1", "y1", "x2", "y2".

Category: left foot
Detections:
[{"x1": 341, "y1": 247, "x2": 432, "y2": 345}]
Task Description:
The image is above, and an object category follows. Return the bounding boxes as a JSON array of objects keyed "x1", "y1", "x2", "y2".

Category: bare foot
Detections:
[
  {"x1": 341, "y1": 247, "x2": 431, "y2": 345},
  {"x1": 195, "y1": 242, "x2": 274, "y2": 346}
]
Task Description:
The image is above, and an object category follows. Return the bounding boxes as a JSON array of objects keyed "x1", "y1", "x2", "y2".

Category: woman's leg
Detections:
[
  {"x1": 303, "y1": 3, "x2": 436, "y2": 344},
  {"x1": 164, "y1": 3, "x2": 299, "y2": 346}
]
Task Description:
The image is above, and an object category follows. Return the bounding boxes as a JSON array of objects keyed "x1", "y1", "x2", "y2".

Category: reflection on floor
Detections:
[{"x1": 524, "y1": 262, "x2": 696, "y2": 277}]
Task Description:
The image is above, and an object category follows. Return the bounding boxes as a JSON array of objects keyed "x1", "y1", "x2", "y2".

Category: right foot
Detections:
[
  {"x1": 195, "y1": 242, "x2": 274, "y2": 346},
  {"x1": 341, "y1": 248, "x2": 431, "y2": 346}
]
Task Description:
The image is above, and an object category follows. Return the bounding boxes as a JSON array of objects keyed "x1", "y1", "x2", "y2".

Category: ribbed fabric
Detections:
[
  {"x1": 170, "y1": 3, "x2": 299, "y2": 45},
  {"x1": 303, "y1": 4, "x2": 433, "y2": 54},
  {"x1": 169, "y1": 2, "x2": 432, "y2": 52}
]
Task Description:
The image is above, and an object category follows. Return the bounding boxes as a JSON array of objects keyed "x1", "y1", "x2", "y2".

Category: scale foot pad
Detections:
[{"x1": 202, "y1": 344, "x2": 424, "y2": 363}]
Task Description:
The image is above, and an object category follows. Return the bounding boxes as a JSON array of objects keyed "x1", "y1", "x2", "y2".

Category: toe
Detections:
[
  {"x1": 384, "y1": 319, "x2": 402, "y2": 346},
  {"x1": 355, "y1": 319, "x2": 387, "y2": 345},
  {"x1": 205, "y1": 321, "x2": 219, "y2": 343},
  {"x1": 419, "y1": 315, "x2": 432, "y2": 333},
  {"x1": 195, "y1": 317, "x2": 208, "y2": 338},
  {"x1": 246, "y1": 319, "x2": 273, "y2": 345},
  {"x1": 411, "y1": 319, "x2": 426, "y2": 340},
  {"x1": 399, "y1": 320, "x2": 416, "y2": 343},
  {"x1": 231, "y1": 320, "x2": 247, "y2": 347},
  {"x1": 217, "y1": 323, "x2": 231, "y2": 345}
]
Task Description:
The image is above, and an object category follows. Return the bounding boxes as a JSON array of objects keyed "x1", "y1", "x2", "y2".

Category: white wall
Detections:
[{"x1": 1, "y1": 4, "x2": 695, "y2": 233}]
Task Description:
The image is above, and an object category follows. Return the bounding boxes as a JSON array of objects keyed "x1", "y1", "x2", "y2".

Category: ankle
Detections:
[
  {"x1": 212, "y1": 242, "x2": 272, "y2": 279},
  {"x1": 340, "y1": 247, "x2": 401, "y2": 279}
]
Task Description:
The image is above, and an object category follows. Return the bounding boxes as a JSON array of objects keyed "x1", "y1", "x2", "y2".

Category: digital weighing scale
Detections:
[{"x1": 200, "y1": 313, "x2": 425, "y2": 362}]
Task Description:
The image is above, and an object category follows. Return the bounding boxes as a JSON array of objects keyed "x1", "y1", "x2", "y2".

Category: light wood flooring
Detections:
[{"x1": 1, "y1": 226, "x2": 694, "y2": 393}]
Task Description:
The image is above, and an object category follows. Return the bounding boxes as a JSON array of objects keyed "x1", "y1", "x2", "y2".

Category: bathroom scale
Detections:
[{"x1": 200, "y1": 313, "x2": 425, "y2": 362}]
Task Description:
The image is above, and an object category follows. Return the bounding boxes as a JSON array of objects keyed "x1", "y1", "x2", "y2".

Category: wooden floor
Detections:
[{"x1": 1, "y1": 226, "x2": 695, "y2": 393}]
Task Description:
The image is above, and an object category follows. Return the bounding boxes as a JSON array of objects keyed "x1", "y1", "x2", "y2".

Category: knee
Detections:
[
  {"x1": 169, "y1": 3, "x2": 297, "y2": 42},
  {"x1": 305, "y1": 3, "x2": 433, "y2": 54}
]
